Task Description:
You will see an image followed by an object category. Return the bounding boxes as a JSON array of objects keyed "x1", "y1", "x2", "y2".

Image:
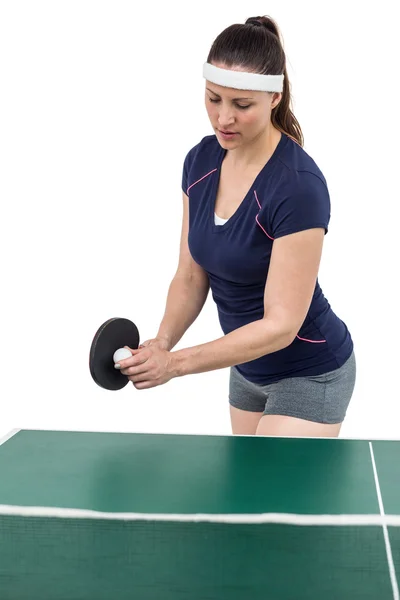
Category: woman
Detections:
[{"x1": 118, "y1": 15, "x2": 356, "y2": 438}]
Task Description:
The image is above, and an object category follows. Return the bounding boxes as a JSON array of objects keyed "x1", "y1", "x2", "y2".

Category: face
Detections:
[{"x1": 205, "y1": 63, "x2": 282, "y2": 147}]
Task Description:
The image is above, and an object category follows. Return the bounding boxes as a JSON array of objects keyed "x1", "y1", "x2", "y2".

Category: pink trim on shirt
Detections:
[
  {"x1": 254, "y1": 190, "x2": 274, "y2": 240},
  {"x1": 296, "y1": 335, "x2": 326, "y2": 343},
  {"x1": 186, "y1": 168, "x2": 217, "y2": 196}
]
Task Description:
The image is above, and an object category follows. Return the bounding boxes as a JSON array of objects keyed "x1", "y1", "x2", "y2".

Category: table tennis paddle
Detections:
[{"x1": 89, "y1": 318, "x2": 140, "y2": 390}]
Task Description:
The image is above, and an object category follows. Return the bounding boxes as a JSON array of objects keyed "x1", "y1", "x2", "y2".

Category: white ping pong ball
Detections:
[{"x1": 113, "y1": 347, "x2": 132, "y2": 363}]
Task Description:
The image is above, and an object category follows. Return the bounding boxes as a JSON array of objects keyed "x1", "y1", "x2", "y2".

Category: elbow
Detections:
[
  {"x1": 278, "y1": 329, "x2": 296, "y2": 350},
  {"x1": 261, "y1": 315, "x2": 297, "y2": 350},
  {"x1": 283, "y1": 330, "x2": 297, "y2": 348}
]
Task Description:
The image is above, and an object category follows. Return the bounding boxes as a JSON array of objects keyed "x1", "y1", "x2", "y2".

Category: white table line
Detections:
[{"x1": 369, "y1": 441, "x2": 399, "y2": 600}]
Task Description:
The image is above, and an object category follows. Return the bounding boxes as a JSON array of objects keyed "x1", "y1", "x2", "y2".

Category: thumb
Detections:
[
  {"x1": 123, "y1": 346, "x2": 143, "y2": 354},
  {"x1": 139, "y1": 339, "x2": 153, "y2": 348}
]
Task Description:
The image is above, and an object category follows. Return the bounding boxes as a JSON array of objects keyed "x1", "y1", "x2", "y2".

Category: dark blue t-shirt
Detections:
[{"x1": 181, "y1": 132, "x2": 353, "y2": 384}]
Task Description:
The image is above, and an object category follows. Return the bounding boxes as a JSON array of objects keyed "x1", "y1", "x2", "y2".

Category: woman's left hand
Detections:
[{"x1": 117, "y1": 346, "x2": 177, "y2": 390}]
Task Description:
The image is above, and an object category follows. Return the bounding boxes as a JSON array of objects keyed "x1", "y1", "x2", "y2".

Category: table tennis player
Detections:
[{"x1": 117, "y1": 15, "x2": 356, "y2": 439}]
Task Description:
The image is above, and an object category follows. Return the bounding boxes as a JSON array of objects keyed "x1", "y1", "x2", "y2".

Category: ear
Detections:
[{"x1": 271, "y1": 92, "x2": 282, "y2": 109}]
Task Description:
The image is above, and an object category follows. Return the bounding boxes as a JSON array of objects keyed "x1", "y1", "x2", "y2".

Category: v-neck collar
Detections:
[{"x1": 210, "y1": 132, "x2": 288, "y2": 233}]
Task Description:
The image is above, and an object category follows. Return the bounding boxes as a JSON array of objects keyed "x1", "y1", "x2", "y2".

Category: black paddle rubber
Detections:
[{"x1": 89, "y1": 318, "x2": 140, "y2": 390}]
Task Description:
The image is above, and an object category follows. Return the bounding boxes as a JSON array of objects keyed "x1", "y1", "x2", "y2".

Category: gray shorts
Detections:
[{"x1": 229, "y1": 350, "x2": 356, "y2": 424}]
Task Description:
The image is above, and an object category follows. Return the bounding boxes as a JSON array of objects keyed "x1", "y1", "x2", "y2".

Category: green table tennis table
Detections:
[{"x1": 0, "y1": 429, "x2": 399, "y2": 599}]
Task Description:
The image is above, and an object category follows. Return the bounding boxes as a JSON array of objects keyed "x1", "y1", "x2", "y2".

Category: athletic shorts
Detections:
[{"x1": 229, "y1": 350, "x2": 356, "y2": 424}]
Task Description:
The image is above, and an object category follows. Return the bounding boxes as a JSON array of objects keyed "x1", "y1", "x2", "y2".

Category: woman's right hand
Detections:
[{"x1": 139, "y1": 337, "x2": 170, "y2": 351}]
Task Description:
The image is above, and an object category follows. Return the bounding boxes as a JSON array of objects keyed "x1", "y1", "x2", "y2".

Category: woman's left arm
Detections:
[
  {"x1": 172, "y1": 227, "x2": 325, "y2": 376},
  {"x1": 119, "y1": 228, "x2": 325, "y2": 387}
]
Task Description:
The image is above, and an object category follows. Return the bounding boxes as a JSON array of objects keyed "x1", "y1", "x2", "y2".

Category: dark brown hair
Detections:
[{"x1": 206, "y1": 15, "x2": 304, "y2": 147}]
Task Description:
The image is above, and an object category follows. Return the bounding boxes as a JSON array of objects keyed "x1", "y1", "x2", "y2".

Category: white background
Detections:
[{"x1": 1, "y1": 1, "x2": 399, "y2": 440}]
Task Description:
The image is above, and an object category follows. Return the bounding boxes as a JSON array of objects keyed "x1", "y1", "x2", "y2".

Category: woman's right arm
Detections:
[{"x1": 150, "y1": 191, "x2": 210, "y2": 351}]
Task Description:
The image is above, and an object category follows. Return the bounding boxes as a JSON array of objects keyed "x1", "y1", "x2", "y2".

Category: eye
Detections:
[{"x1": 208, "y1": 97, "x2": 251, "y2": 110}]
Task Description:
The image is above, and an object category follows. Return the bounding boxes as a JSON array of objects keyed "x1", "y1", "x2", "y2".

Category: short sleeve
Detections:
[
  {"x1": 268, "y1": 171, "x2": 331, "y2": 239},
  {"x1": 181, "y1": 136, "x2": 213, "y2": 196},
  {"x1": 181, "y1": 149, "x2": 192, "y2": 196}
]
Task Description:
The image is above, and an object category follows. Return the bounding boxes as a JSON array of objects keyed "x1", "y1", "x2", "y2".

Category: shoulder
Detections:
[
  {"x1": 183, "y1": 134, "x2": 219, "y2": 164},
  {"x1": 283, "y1": 170, "x2": 330, "y2": 203},
  {"x1": 182, "y1": 135, "x2": 221, "y2": 193},
  {"x1": 276, "y1": 135, "x2": 329, "y2": 191},
  {"x1": 260, "y1": 137, "x2": 331, "y2": 238}
]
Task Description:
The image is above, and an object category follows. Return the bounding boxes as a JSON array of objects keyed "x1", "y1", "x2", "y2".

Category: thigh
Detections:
[
  {"x1": 256, "y1": 414, "x2": 342, "y2": 437},
  {"x1": 230, "y1": 405, "x2": 264, "y2": 435}
]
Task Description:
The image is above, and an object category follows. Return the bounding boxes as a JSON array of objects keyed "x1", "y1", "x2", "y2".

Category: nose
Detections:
[{"x1": 217, "y1": 106, "x2": 235, "y2": 128}]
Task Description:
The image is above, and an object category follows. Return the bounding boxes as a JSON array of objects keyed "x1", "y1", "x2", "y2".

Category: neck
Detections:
[{"x1": 227, "y1": 126, "x2": 282, "y2": 170}]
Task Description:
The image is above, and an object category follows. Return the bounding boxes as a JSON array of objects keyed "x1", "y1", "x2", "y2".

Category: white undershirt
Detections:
[{"x1": 214, "y1": 212, "x2": 229, "y2": 226}]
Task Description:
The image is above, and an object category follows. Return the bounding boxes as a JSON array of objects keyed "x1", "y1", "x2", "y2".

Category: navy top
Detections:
[{"x1": 181, "y1": 132, "x2": 353, "y2": 384}]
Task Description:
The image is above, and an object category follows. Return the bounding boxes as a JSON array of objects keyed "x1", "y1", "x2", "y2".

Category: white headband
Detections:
[{"x1": 203, "y1": 62, "x2": 284, "y2": 92}]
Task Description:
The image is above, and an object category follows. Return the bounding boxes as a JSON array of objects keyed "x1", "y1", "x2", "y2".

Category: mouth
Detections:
[{"x1": 218, "y1": 129, "x2": 238, "y2": 139}]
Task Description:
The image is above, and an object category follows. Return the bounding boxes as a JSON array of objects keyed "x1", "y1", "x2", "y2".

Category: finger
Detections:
[
  {"x1": 117, "y1": 351, "x2": 149, "y2": 370},
  {"x1": 138, "y1": 341, "x2": 151, "y2": 348},
  {"x1": 128, "y1": 371, "x2": 152, "y2": 383},
  {"x1": 122, "y1": 364, "x2": 150, "y2": 377},
  {"x1": 132, "y1": 380, "x2": 156, "y2": 390},
  {"x1": 124, "y1": 346, "x2": 145, "y2": 355}
]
